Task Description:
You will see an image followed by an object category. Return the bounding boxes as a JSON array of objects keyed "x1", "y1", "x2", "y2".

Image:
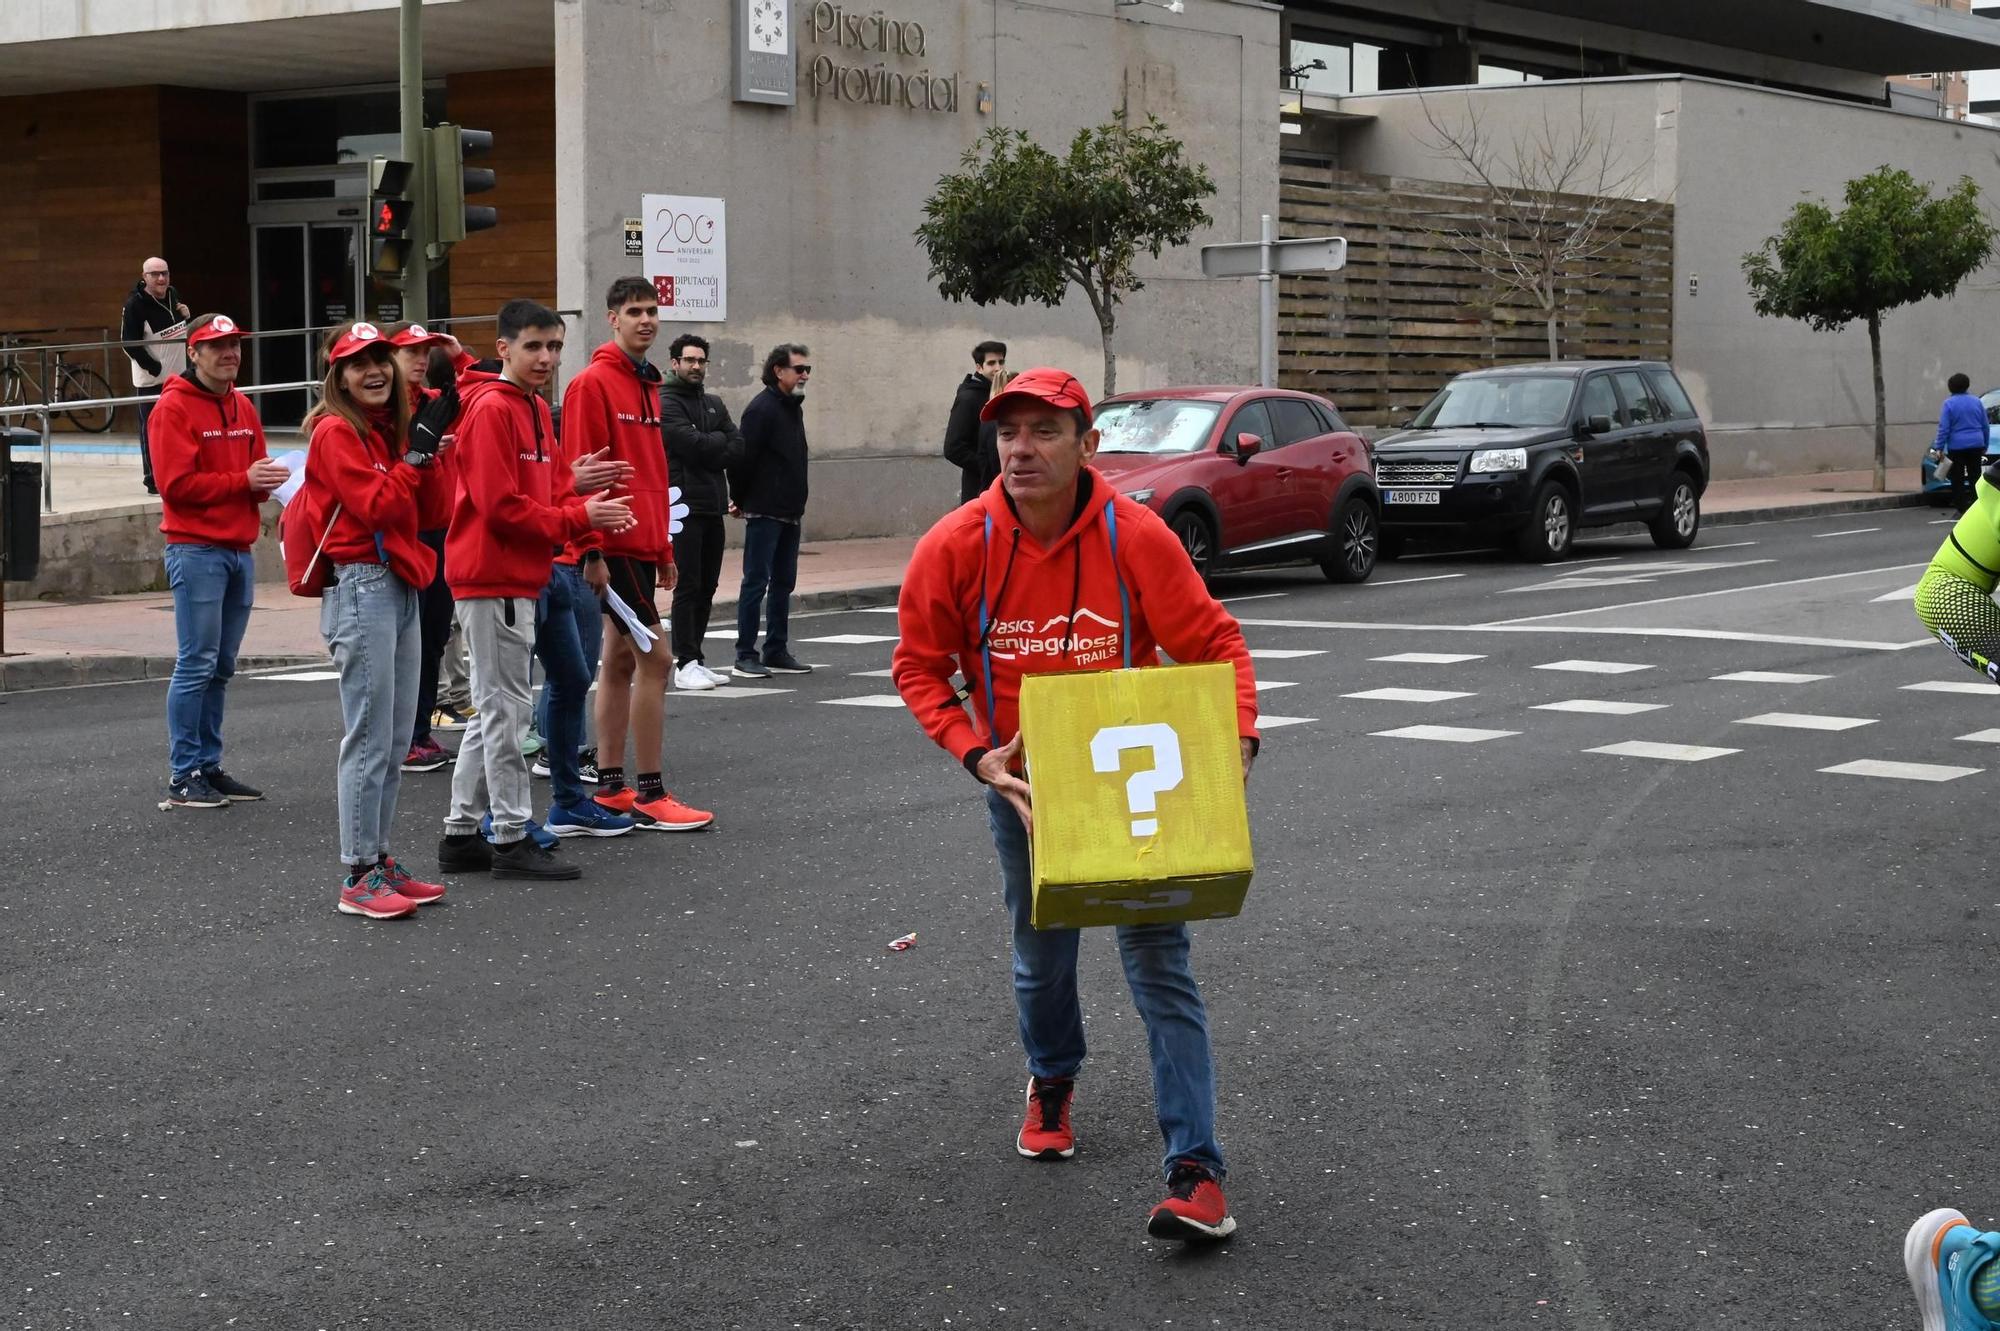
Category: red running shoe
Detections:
[
  {"x1": 1016, "y1": 1076, "x2": 1075, "y2": 1160},
  {"x1": 400, "y1": 738, "x2": 451, "y2": 773},
  {"x1": 630, "y1": 791, "x2": 714, "y2": 832},
  {"x1": 337, "y1": 870, "x2": 417, "y2": 920},
  {"x1": 593, "y1": 787, "x2": 637, "y2": 814},
  {"x1": 1147, "y1": 1159, "x2": 1236, "y2": 1241},
  {"x1": 378, "y1": 857, "x2": 446, "y2": 905}
]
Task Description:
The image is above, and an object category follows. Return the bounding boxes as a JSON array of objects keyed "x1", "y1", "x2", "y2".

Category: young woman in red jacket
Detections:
[{"x1": 300, "y1": 321, "x2": 460, "y2": 920}]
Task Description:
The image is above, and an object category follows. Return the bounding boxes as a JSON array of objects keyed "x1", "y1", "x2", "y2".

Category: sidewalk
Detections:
[{"x1": 0, "y1": 468, "x2": 1928, "y2": 692}]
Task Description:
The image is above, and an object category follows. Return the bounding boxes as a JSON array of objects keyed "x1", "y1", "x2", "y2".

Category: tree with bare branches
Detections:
[{"x1": 1415, "y1": 91, "x2": 1655, "y2": 361}]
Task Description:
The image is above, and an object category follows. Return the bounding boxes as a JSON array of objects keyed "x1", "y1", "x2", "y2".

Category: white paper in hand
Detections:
[
  {"x1": 603, "y1": 585, "x2": 658, "y2": 651},
  {"x1": 272, "y1": 450, "x2": 308, "y2": 507},
  {"x1": 668, "y1": 484, "x2": 689, "y2": 536}
]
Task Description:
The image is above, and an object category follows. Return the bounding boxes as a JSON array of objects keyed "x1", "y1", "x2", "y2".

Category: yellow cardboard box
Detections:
[{"x1": 1017, "y1": 661, "x2": 1254, "y2": 930}]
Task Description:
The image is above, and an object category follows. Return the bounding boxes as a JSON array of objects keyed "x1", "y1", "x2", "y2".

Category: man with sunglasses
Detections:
[
  {"x1": 728, "y1": 343, "x2": 814, "y2": 679},
  {"x1": 892, "y1": 365, "x2": 1260, "y2": 1244}
]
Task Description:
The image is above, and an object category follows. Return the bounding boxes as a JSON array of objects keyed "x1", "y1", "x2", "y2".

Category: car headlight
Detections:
[
  {"x1": 1469, "y1": 448, "x2": 1527, "y2": 474},
  {"x1": 1126, "y1": 488, "x2": 1155, "y2": 504}
]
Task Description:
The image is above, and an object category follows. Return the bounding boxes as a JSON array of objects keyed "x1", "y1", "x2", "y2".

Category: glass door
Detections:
[{"x1": 251, "y1": 221, "x2": 362, "y2": 429}]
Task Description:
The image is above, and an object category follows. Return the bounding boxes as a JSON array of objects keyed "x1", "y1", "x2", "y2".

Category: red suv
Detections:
[{"x1": 1091, "y1": 386, "x2": 1379, "y2": 582}]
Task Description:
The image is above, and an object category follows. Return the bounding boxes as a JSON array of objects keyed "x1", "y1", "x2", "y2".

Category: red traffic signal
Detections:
[{"x1": 372, "y1": 197, "x2": 412, "y2": 239}]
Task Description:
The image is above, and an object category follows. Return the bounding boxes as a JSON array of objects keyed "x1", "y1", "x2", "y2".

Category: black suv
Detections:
[{"x1": 1371, "y1": 361, "x2": 1709, "y2": 561}]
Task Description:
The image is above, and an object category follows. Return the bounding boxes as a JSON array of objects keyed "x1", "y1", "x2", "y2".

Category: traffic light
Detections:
[
  {"x1": 368, "y1": 155, "x2": 414, "y2": 278},
  {"x1": 430, "y1": 124, "x2": 497, "y2": 247}
]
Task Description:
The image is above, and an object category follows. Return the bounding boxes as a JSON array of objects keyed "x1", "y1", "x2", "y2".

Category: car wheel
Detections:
[
  {"x1": 1170, "y1": 510, "x2": 1215, "y2": 581},
  {"x1": 1649, "y1": 472, "x2": 1700, "y2": 549},
  {"x1": 1516, "y1": 481, "x2": 1574, "y2": 562},
  {"x1": 1320, "y1": 496, "x2": 1378, "y2": 583}
]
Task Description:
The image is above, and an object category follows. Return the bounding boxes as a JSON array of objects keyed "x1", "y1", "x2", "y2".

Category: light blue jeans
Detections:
[
  {"x1": 321, "y1": 563, "x2": 420, "y2": 867},
  {"x1": 164, "y1": 543, "x2": 254, "y2": 781},
  {"x1": 985, "y1": 786, "x2": 1225, "y2": 1179}
]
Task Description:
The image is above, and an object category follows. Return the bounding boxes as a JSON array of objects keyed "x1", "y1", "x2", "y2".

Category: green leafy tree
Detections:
[
  {"x1": 1742, "y1": 167, "x2": 1995, "y2": 492},
  {"x1": 915, "y1": 112, "x2": 1216, "y2": 395}
]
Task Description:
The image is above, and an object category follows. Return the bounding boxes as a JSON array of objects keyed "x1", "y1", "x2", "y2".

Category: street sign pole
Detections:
[
  {"x1": 1258, "y1": 213, "x2": 1277, "y2": 389},
  {"x1": 1200, "y1": 226, "x2": 1346, "y2": 391},
  {"x1": 399, "y1": 0, "x2": 431, "y2": 322}
]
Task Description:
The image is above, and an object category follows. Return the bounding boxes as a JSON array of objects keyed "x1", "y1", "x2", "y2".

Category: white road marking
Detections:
[
  {"x1": 1820, "y1": 759, "x2": 1982, "y2": 782},
  {"x1": 680, "y1": 685, "x2": 795, "y2": 699},
  {"x1": 1958, "y1": 729, "x2": 2000, "y2": 744},
  {"x1": 1256, "y1": 715, "x2": 1318, "y2": 730},
  {"x1": 1902, "y1": 681, "x2": 1996, "y2": 695},
  {"x1": 1249, "y1": 648, "x2": 1327, "y2": 660},
  {"x1": 1535, "y1": 659, "x2": 1653, "y2": 674},
  {"x1": 798, "y1": 633, "x2": 899, "y2": 645},
  {"x1": 1586, "y1": 740, "x2": 1737, "y2": 762},
  {"x1": 256, "y1": 670, "x2": 340, "y2": 682},
  {"x1": 850, "y1": 668, "x2": 894, "y2": 677},
  {"x1": 1219, "y1": 591, "x2": 1289, "y2": 604},
  {"x1": 1255, "y1": 680, "x2": 1298, "y2": 691},
  {"x1": 819, "y1": 695, "x2": 908, "y2": 707},
  {"x1": 1812, "y1": 527, "x2": 1882, "y2": 538},
  {"x1": 1371, "y1": 652, "x2": 1486, "y2": 664},
  {"x1": 1507, "y1": 559, "x2": 1774, "y2": 594},
  {"x1": 1932, "y1": 518, "x2": 1958, "y2": 526},
  {"x1": 1343, "y1": 686, "x2": 1474, "y2": 702},
  {"x1": 1232, "y1": 617, "x2": 1927, "y2": 653},
  {"x1": 1367, "y1": 573, "x2": 1466, "y2": 586},
  {"x1": 1711, "y1": 671, "x2": 1831, "y2": 684},
  {"x1": 1734, "y1": 712, "x2": 1876, "y2": 732},
  {"x1": 1485, "y1": 561, "x2": 1931, "y2": 626},
  {"x1": 1371, "y1": 724, "x2": 1517, "y2": 743},
  {"x1": 1690, "y1": 541, "x2": 1759, "y2": 552},
  {"x1": 1871, "y1": 581, "x2": 1923, "y2": 603},
  {"x1": 1532, "y1": 699, "x2": 1668, "y2": 715}
]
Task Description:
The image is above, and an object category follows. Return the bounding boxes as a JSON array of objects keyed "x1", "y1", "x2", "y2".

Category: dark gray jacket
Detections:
[{"x1": 659, "y1": 371, "x2": 743, "y2": 517}]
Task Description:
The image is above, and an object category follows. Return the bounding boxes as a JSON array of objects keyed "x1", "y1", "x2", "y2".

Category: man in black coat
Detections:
[
  {"x1": 727, "y1": 343, "x2": 812, "y2": 680},
  {"x1": 659, "y1": 333, "x2": 743, "y2": 691},
  {"x1": 942, "y1": 339, "x2": 1006, "y2": 505},
  {"x1": 121, "y1": 257, "x2": 190, "y2": 495}
]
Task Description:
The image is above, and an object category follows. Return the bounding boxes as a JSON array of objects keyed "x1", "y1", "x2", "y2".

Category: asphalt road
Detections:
[{"x1": 4, "y1": 505, "x2": 1992, "y2": 1330}]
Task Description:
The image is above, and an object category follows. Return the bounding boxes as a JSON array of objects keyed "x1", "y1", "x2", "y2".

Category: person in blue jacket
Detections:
[{"x1": 1936, "y1": 372, "x2": 1989, "y2": 515}]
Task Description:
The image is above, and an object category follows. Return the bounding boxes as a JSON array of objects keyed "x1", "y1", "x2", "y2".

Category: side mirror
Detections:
[
  {"x1": 1234, "y1": 432, "x2": 1263, "y2": 461},
  {"x1": 1577, "y1": 414, "x2": 1613, "y2": 438}
]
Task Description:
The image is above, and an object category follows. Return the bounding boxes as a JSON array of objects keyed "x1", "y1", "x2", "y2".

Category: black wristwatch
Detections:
[{"x1": 401, "y1": 450, "x2": 432, "y2": 468}]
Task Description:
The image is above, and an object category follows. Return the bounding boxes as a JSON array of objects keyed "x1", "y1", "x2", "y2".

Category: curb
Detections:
[
  {"x1": 1703, "y1": 491, "x2": 1928, "y2": 528},
  {"x1": 0, "y1": 652, "x2": 324, "y2": 696}
]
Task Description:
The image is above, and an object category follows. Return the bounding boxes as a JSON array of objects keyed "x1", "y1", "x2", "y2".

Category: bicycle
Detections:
[{"x1": 0, "y1": 335, "x2": 117, "y2": 433}]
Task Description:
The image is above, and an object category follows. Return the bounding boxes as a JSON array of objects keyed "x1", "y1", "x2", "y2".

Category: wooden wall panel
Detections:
[
  {"x1": 444, "y1": 67, "x2": 557, "y2": 329},
  {"x1": 1278, "y1": 167, "x2": 1675, "y2": 428}
]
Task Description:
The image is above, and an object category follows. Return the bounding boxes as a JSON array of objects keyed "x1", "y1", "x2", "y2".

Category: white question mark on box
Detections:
[{"x1": 1090, "y1": 723, "x2": 1184, "y2": 838}]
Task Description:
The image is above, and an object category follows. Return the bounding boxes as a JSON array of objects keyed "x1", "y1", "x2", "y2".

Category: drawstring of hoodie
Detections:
[
  {"x1": 179, "y1": 366, "x2": 237, "y2": 430},
  {"x1": 977, "y1": 524, "x2": 1023, "y2": 655}
]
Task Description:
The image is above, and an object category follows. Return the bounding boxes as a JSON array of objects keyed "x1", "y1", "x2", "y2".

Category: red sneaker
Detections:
[
  {"x1": 593, "y1": 787, "x2": 637, "y2": 814},
  {"x1": 1147, "y1": 1159, "x2": 1236, "y2": 1241},
  {"x1": 630, "y1": 791, "x2": 714, "y2": 832},
  {"x1": 1016, "y1": 1076, "x2": 1075, "y2": 1160},
  {"x1": 378, "y1": 857, "x2": 446, "y2": 905},
  {"x1": 337, "y1": 870, "x2": 418, "y2": 920}
]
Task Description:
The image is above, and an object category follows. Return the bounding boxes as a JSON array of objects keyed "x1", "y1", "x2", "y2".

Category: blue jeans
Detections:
[
  {"x1": 535, "y1": 563, "x2": 601, "y2": 809},
  {"x1": 985, "y1": 786, "x2": 1225, "y2": 1180},
  {"x1": 321, "y1": 563, "x2": 420, "y2": 866},
  {"x1": 735, "y1": 516, "x2": 800, "y2": 660},
  {"x1": 164, "y1": 543, "x2": 254, "y2": 780}
]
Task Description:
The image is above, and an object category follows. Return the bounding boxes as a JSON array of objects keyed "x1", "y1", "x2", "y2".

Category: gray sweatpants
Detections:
[
  {"x1": 437, "y1": 612, "x2": 471, "y2": 711},
  {"x1": 444, "y1": 596, "x2": 536, "y2": 844}
]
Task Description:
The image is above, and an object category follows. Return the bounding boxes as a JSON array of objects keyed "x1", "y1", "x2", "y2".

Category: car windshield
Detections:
[
  {"x1": 1411, "y1": 375, "x2": 1574, "y2": 429},
  {"x1": 1093, "y1": 399, "x2": 1220, "y2": 454}
]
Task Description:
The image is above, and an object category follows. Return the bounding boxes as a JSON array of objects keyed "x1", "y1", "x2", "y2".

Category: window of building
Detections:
[{"x1": 1286, "y1": 37, "x2": 1382, "y2": 94}]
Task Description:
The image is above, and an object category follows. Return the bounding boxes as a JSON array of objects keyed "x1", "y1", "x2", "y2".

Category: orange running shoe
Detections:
[
  {"x1": 593, "y1": 787, "x2": 638, "y2": 815},
  {"x1": 378, "y1": 856, "x2": 446, "y2": 905},
  {"x1": 630, "y1": 791, "x2": 713, "y2": 832}
]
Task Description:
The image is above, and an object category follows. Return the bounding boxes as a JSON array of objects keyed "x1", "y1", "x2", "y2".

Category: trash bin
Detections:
[{"x1": 1, "y1": 427, "x2": 40, "y2": 582}]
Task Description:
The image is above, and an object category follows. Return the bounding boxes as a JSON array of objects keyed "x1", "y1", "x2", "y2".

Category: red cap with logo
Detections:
[
  {"x1": 325, "y1": 321, "x2": 391, "y2": 366},
  {"x1": 391, "y1": 322, "x2": 449, "y2": 349},
  {"x1": 979, "y1": 366, "x2": 1093, "y2": 423},
  {"x1": 186, "y1": 314, "x2": 247, "y2": 348}
]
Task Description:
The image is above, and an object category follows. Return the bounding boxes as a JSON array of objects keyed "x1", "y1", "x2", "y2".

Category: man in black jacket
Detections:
[
  {"x1": 121, "y1": 258, "x2": 190, "y2": 495},
  {"x1": 727, "y1": 343, "x2": 812, "y2": 680},
  {"x1": 659, "y1": 333, "x2": 743, "y2": 691},
  {"x1": 942, "y1": 339, "x2": 1006, "y2": 505}
]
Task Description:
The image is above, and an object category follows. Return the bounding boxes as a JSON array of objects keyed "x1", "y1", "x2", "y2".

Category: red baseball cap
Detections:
[
  {"x1": 979, "y1": 366, "x2": 1093, "y2": 422},
  {"x1": 391, "y1": 322, "x2": 449, "y2": 349},
  {"x1": 325, "y1": 321, "x2": 391, "y2": 365},
  {"x1": 186, "y1": 314, "x2": 247, "y2": 348}
]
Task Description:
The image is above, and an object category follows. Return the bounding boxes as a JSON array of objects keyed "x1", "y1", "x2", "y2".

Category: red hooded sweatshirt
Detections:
[
  {"x1": 150, "y1": 369, "x2": 271, "y2": 549},
  {"x1": 893, "y1": 469, "x2": 1259, "y2": 769},
  {"x1": 303, "y1": 408, "x2": 453, "y2": 590},
  {"x1": 559, "y1": 341, "x2": 674, "y2": 568},
  {"x1": 444, "y1": 368, "x2": 593, "y2": 599}
]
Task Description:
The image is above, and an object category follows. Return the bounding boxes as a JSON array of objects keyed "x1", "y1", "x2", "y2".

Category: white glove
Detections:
[{"x1": 668, "y1": 484, "x2": 689, "y2": 536}]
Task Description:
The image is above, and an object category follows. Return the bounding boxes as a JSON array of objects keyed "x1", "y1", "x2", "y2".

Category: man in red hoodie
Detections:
[
  {"x1": 150, "y1": 313, "x2": 289, "y2": 810},
  {"x1": 892, "y1": 366, "x2": 1259, "y2": 1245},
  {"x1": 436, "y1": 300, "x2": 633, "y2": 882},
  {"x1": 568, "y1": 277, "x2": 713, "y2": 833}
]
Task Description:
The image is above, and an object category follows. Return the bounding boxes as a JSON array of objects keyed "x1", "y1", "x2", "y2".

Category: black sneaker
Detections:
[
  {"x1": 762, "y1": 650, "x2": 813, "y2": 675},
  {"x1": 490, "y1": 837, "x2": 582, "y2": 881},
  {"x1": 164, "y1": 772, "x2": 228, "y2": 809},
  {"x1": 731, "y1": 655, "x2": 772, "y2": 679},
  {"x1": 203, "y1": 768, "x2": 264, "y2": 802},
  {"x1": 577, "y1": 747, "x2": 599, "y2": 786},
  {"x1": 437, "y1": 833, "x2": 494, "y2": 875}
]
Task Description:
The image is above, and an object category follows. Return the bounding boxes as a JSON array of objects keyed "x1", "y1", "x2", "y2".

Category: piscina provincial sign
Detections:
[{"x1": 804, "y1": 2, "x2": 961, "y2": 112}]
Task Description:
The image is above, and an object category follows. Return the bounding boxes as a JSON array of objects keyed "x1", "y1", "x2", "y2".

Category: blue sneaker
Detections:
[
  {"x1": 547, "y1": 801, "x2": 634, "y2": 838},
  {"x1": 479, "y1": 813, "x2": 559, "y2": 850},
  {"x1": 1905, "y1": 1208, "x2": 2000, "y2": 1331}
]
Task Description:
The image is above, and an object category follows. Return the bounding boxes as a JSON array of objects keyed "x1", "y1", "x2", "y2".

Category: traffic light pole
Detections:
[{"x1": 399, "y1": 0, "x2": 431, "y2": 322}]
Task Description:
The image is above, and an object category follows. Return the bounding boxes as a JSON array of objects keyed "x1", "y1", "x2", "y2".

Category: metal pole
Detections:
[
  {"x1": 40, "y1": 406, "x2": 52, "y2": 513},
  {"x1": 400, "y1": 0, "x2": 431, "y2": 323},
  {"x1": 1258, "y1": 213, "x2": 1276, "y2": 389}
]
